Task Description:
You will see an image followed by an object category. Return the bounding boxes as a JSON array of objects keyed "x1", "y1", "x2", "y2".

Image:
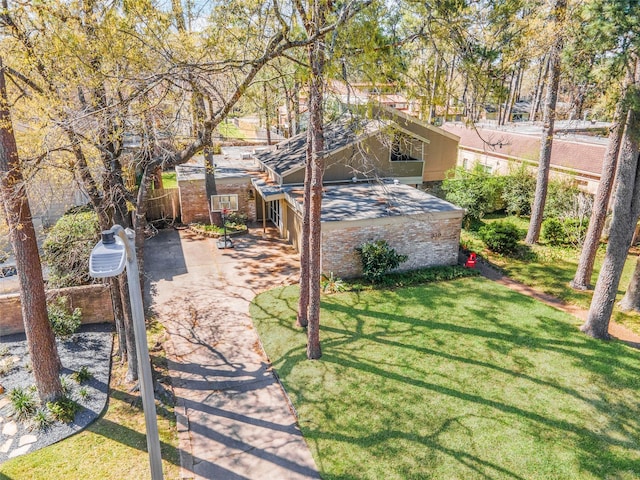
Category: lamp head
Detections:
[{"x1": 89, "y1": 230, "x2": 127, "y2": 278}]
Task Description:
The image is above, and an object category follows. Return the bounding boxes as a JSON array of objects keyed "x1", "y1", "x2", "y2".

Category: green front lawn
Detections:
[
  {"x1": 252, "y1": 280, "x2": 640, "y2": 480},
  {"x1": 463, "y1": 214, "x2": 640, "y2": 335}
]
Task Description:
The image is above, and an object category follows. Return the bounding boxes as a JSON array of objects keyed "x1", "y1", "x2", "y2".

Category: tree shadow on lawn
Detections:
[{"x1": 257, "y1": 280, "x2": 640, "y2": 479}]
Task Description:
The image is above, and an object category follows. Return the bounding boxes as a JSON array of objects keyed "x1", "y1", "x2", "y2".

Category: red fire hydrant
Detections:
[{"x1": 465, "y1": 252, "x2": 477, "y2": 268}]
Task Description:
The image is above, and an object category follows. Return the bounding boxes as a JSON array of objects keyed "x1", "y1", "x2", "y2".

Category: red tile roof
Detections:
[{"x1": 441, "y1": 124, "x2": 606, "y2": 177}]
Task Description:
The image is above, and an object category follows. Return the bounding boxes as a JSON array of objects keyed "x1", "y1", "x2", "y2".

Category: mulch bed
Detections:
[{"x1": 0, "y1": 324, "x2": 113, "y2": 463}]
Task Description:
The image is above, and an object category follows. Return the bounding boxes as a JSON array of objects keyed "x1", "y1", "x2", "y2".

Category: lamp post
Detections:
[{"x1": 89, "y1": 226, "x2": 164, "y2": 480}]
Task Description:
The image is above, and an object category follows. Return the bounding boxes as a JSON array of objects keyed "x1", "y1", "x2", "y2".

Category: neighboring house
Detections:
[
  {"x1": 480, "y1": 102, "x2": 531, "y2": 122},
  {"x1": 176, "y1": 150, "x2": 259, "y2": 224},
  {"x1": 251, "y1": 108, "x2": 464, "y2": 278},
  {"x1": 441, "y1": 123, "x2": 607, "y2": 194}
]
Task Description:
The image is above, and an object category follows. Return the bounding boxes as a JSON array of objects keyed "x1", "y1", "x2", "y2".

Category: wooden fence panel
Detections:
[{"x1": 146, "y1": 188, "x2": 180, "y2": 221}]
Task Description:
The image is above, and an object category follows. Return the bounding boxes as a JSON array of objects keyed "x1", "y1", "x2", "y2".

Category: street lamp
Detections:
[{"x1": 89, "y1": 226, "x2": 164, "y2": 480}]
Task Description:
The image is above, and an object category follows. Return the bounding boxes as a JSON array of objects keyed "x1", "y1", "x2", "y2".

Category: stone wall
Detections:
[
  {"x1": 0, "y1": 284, "x2": 113, "y2": 337},
  {"x1": 321, "y1": 214, "x2": 462, "y2": 278}
]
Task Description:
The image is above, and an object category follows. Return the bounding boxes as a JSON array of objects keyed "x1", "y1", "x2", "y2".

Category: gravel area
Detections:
[{"x1": 0, "y1": 323, "x2": 113, "y2": 462}]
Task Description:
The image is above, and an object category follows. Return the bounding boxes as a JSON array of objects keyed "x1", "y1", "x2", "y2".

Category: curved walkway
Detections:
[
  {"x1": 145, "y1": 227, "x2": 319, "y2": 480},
  {"x1": 473, "y1": 257, "x2": 640, "y2": 349}
]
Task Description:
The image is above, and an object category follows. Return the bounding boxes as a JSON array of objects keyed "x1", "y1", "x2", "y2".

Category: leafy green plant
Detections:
[
  {"x1": 59, "y1": 375, "x2": 74, "y2": 396},
  {"x1": 225, "y1": 212, "x2": 248, "y2": 227},
  {"x1": 0, "y1": 356, "x2": 16, "y2": 376},
  {"x1": 47, "y1": 396, "x2": 80, "y2": 423},
  {"x1": 30, "y1": 409, "x2": 52, "y2": 432},
  {"x1": 355, "y1": 240, "x2": 408, "y2": 283},
  {"x1": 442, "y1": 165, "x2": 505, "y2": 224},
  {"x1": 478, "y1": 221, "x2": 521, "y2": 254},
  {"x1": 72, "y1": 366, "x2": 92, "y2": 384},
  {"x1": 78, "y1": 386, "x2": 91, "y2": 401},
  {"x1": 321, "y1": 273, "x2": 346, "y2": 294},
  {"x1": 9, "y1": 387, "x2": 37, "y2": 421},
  {"x1": 501, "y1": 165, "x2": 535, "y2": 216},
  {"x1": 42, "y1": 210, "x2": 100, "y2": 288},
  {"x1": 47, "y1": 296, "x2": 82, "y2": 338},
  {"x1": 542, "y1": 218, "x2": 565, "y2": 245},
  {"x1": 543, "y1": 217, "x2": 589, "y2": 247}
]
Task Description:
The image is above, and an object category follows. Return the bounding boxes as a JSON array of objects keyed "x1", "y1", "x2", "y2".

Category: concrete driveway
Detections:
[{"x1": 145, "y1": 227, "x2": 319, "y2": 480}]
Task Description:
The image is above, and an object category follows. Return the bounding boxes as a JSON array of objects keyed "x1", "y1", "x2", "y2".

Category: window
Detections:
[
  {"x1": 267, "y1": 200, "x2": 281, "y2": 228},
  {"x1": 390, "y1": 133, "x2": 421, "y2": 162}
]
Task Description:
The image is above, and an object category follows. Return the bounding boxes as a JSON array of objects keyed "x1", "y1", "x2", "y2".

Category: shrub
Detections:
[
  {"x1": 72, "y1": 366, "x2": 93, "y2": 384},
  {"x1": 543, "y1": 217, "x2": 589, "y2": 246},
  {"x1": 225, "y1": 212, "x2": 248, "y2": 227},
  {"x1": 564, "y1": 218, "x2": 589, "y2": 246},
  {"x1": 442, "y1": 165, "x2": 504, "y2": 224},
  {"x1": 377, "y1": 265, "x2": 480, "y2": 288},
  {"x1": 47, "y1": 396, "x2": 80, "y2": 423},
  {"x1": 321, "y1": 273, "x2": 346, "y2": 294},
  {"x1": 546, "y1": 179, "x2": 593, "y2": 219},
  {"x1": 542, "y1": 218, "x2": 565, "y2": 245},
  {"x1": 355, "y1": 240, "x2": 408, "y2": 283},
  {"x1": 478, "y1": 221, "x2": 521, "y2": 254},
  {"x1": 30, "y1": 409, "x2": 53, "y2": 431},
  {"x1": 59, "y1": 375, "x2": 75, "y2": 396},
  {"x1": 43, "y1": 210, "x2": 100, "y2": 287},
  {"x1": 78, "y1": 386, "x2": 91, "y2": 401},
  {"x1": 502, "y1": 165, "x2": 535, "y2": 216},
  {"x1": 47, "y1": 296, "x2": 82, "y2": 338},
  {"x1": 9, "y1": 387, "x2": 37, "y2": 421}
]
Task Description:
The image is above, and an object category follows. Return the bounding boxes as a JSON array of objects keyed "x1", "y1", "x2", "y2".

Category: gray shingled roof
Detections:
[
  {"x1": 255, "y1": 116, "x2": 388, "y2": 176},
  {"x1": 284, "y1": 181, "x2": 463, "y2": 223}
]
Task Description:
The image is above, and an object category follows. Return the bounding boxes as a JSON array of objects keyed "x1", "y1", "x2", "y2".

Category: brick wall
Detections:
[
  {"x1": 179, "y1": 179, "x2": 210, "y2": 224},
  {"x1": 321, "y1": 214, "x2": 462, "y2": 278},
  {"x1": 217, "y1": 182, "x2": 257, "y2": 223},
  {"x1": 178, "y1": 179, "x2": 257, "y2": 224},
  {"x1": 0, "y1": 284, "x2": 113, "y2": 337}
]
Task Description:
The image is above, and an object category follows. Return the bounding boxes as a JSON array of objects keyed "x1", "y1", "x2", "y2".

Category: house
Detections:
[
  {"x1": 251, "y1": 107, "x2": 464, "y2": 278},
  {"x1": 441, "y1": 123, "x2": 607, "y2": 194}
]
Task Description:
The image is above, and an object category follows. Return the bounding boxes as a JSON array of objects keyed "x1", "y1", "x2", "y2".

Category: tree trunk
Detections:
[
  {"x1": 427, "y1": 53, "x2": 440, "y2": 124},
  {"x1": 297, "y1": 127, "x2": 313, "y2": 328},
  {"x1": 616, "y1": 58, "x2": 640, "y2": 312},
  {"x1": 305, "y1": 2, "x2": 326, "y2": 360},
  {"x1": 619, "y1": 254, "x2": 640, "y2": 312},
  {"x1": 205, "y1": 147, "x2": 220, "y2": 226},
  {"x1": 443, "y1": 54, "x2": 456, "y2": 124},
  {"x1": 264, "y1": 83, "x2": 272, "y2": 145},
  {"x1": 108, "y1": 180, "x2": 138, "y2": 382},
  {"x1": 110, "y1": 276, "x2": 127, "y2": 360},
  {"x1": 530, "y1": 54, "x2": 549, "y2": 121},
  {"x1": 0, "y1": 60, "x2": 62, "y2": 403},
  {"x1": 525, "y1": 0, "x2": 565, "y2": 245},
  {"x1": 282, "y1": 78, "x2": 294, "y2": 138},
  {"x1": 583, "y1": 78, "x2": 640, "y2": 338},
  {"x1": 293, "y1": 80, "x2": 301, "y2": 135},
  {"x1": 571, "y1": 77, "x2": 629, "y2": 289},
  {"x1": 119, "y1": 274, "x2": 139, "y2": 382}
]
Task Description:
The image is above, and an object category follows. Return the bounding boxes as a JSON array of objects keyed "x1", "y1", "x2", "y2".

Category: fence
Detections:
[{"x1": 146, "y1": 188, "x2": 180, "y2": 222}]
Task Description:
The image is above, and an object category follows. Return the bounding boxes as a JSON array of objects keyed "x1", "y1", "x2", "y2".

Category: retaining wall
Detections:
[{"x1": 0, "y1": 284, "x2": 113, "y2": 337}]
